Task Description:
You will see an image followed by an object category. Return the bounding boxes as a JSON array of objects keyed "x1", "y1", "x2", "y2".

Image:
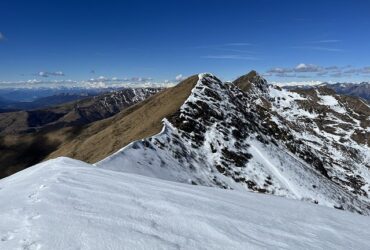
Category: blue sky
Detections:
[{"x1": 1, "y1": 0, "x2": 370, "y2": 87}]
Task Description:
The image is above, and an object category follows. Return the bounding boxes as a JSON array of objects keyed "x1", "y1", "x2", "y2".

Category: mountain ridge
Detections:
[
  {"x1": 1, "y1": 71, "x2": 370, "y2": 214},
  {"x1": 96, "y1": 72, "x2": 370, "y2": 214}
]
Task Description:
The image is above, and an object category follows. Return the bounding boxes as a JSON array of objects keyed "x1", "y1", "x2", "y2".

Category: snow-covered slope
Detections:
[
  {"x1": 1, "y1": 157, "x2": 370, "y2": 250},
  {"x1": 269, "y1": 86, "x2": 370, "y2": 197},
  {"x1": 97, "y1": 73, "x2": 370, "y2": 214}
]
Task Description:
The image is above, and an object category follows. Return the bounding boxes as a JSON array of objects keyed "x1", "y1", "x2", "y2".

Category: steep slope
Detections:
[
  {"x1": 269, "y1": 86, "x2": 370, "y2": 196},
  {"x1": 1, "y1": 157, "x2": 370, "y2": 250},
  {"x1": 0, "y1": 88, "x2": 161, "y2": 178},
  {"x1": 46, "y1": 75, "x2": 198, "y2": 163},
  {"x1": 97, "y1": 72, "x2": 370, "y2": 214}
]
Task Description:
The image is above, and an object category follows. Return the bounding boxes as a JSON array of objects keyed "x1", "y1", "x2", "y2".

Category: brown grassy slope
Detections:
[
  {"x1": 46, "y1": 75, "x2": 199, "y2": 163},
  {"x1": 0, "y1": 111, "x2": 29, "y2": 135}
]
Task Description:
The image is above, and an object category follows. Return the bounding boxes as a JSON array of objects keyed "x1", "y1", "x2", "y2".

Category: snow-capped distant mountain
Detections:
[
  {"x1": 97, "y1": 72, "x2": 370, "y2": 214},
  {"x1": 323, "y1": 82, "x2": 370, "y2": 101},
  {"x1": 1, "y1": 157, "x2": 370, "y2": 250},
  {"x1": 282, "y1": 81, "x2": 370, "y2": 102}
]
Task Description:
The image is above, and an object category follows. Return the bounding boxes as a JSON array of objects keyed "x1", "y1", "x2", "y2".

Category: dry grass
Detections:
[
  {"x1": 46, "y1": 75, "x2": 199, "y2": 163},
  {"x1": 0, "y1": 75, "x2": 197, "y2": 177}
]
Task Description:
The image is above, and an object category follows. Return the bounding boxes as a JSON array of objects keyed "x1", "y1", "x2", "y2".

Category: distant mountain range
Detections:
[
  {"x1": 323, "y1": 82, "x2": 370, "y2": 101},
  {"x1": 0, "y1": 87, "x2": 119, "y2": 102},
  {"x1": 0, "y1": 93, "x2": 98, "y2": 112},
  {"x1": 283, "y1": 82, "x2": 370, "y2": 102},
  {"x1": 0, "y1": 87, "x2": 132, "y2": 112}
]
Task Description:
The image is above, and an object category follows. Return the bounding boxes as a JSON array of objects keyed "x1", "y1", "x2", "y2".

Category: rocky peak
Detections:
[{"x1": 233, "y1": 70, "x2": 269, "y2": 95}]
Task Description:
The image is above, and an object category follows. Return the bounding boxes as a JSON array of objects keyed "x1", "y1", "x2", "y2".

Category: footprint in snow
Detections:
[
  {"x1": 20, "y1": 239, "x2": 41, "y2": 250},
  {"x1": 28, "y1": 184, "x2": 47, "y2": 203},
  {"x1": 28, "y1": 193, "x2": 40, "y2": 203},
  {"x1": 1, "y1": 232, "x2": 15, "y2": 242},
  {"x1": 27, "y1": 214, "x2": 41, "y2": 221}
]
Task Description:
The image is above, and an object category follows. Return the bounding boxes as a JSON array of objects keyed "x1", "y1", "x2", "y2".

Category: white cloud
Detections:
[
  {"x1": 175, "y1": 74, "x2": 186, "y2": 81},
  {"x1": 195, "y1": 42, "x2": 257, "y2": 60},
  {"x1": 267, "y1": 67, "x2": 293, "y2": 74},
  {"x1": 224, "y1": 42, "x2": 252, "y2": 46},
  {"x1": 201, "y1": 55, "x2": 258, "y2": 60},
  {"x1": 310, "y1": 40, "x2": 341, "y2": 44},
  {"x1": 37, "y1": 71, "x2": 65, "y2": 77},
  {"x1": 38, "y1": 71, "x2": 48, "y2": 77},
  {"x1": 0, "y1": 32, "x2": 4, "y2": 41},
  {"x1": 294, "y1": 63, "x2": 321, "y2": 72},
  {"x1": 52, "y1": 71, "x2": 65, "y2": 76},
  {"x1": 266, "y1": 64, "x2": 370, "y2": 79},
  {"x1": 293, "y1": 46, "x2": 343, "y2": 52},
  {"x1": 267, "y1": 64, "x2": 321, "y2": 74},
  {"x1": 0, "y1": 77, "x2": 175, "y2": 90}
]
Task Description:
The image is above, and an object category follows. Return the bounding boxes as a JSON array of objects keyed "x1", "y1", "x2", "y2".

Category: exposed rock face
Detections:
[
  {"x1": 66, "y1": 88, "x2": 163, "y2": 124},
  {"x1": 233, "y1": 70, "x2": 269, "y2": 96},
  {"x1": 98, "y1": 72, "x2": 370, "y2": 215}
]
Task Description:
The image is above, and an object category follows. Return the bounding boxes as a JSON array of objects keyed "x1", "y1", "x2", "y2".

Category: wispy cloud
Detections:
[
  {"x1": 309, "y1": 39, "x2": 341, "y2": 44},
  {"x1": 293, "y1": 46, "x2": 343, "y2": 52},
  {"x1": 88, "y1": 76, "x2": 154, "y2": 83},
  {"x1": 0, "y1": 32, "x2": 5, "y2": 41},
  {"x1": 267, "y1": 63, "x2": 322, "y2": 74},
  {"x1": 201, "y1": 55, "x2": 258, "y2": 60},
  {"x1": 224, "y1": 42, "x2": 252, "y2": 46},
  {"x1": 273, "y1": 73, "x2": 311, "y2": 78},
  {"x1": 195, "y1": 42, "x2": 253, "y2": 49},
  {"x1": 37, "y1": 71, "x2": 65, "y2": 77},
  {"x1": 343, "y1": 66, "x2": 370, "y2": 75},
  {"x1": 212, "y1": 48, "x2": 255, "y2": 53},
  {"x1": 266, "y1": 64, "x2": 370, "y2": 79},
  {"x1": 195, "y1": 42, "x2": 258, "y2": 60},
  {"x1": 175, "y1": 74, "x2": 186, "y2": 81}
]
